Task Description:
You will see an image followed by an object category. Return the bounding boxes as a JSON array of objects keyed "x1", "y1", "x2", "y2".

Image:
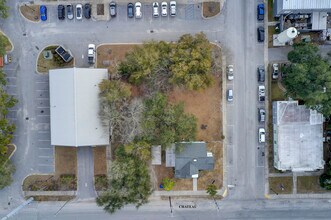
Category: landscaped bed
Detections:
[
  {"x1": 0, "y1": 32, "x2": 13, "y2": 52},
  {"x1": 55, "y1": 146, "x2": 77, "y2": 178},
  {"x1": 30, "y1": 196, "x2": 75, "y2": 202},
  {"x1": 202, "y1": 2, "x2": 221, "y2": 18},
  {"x1": 269, "y1": 176, "x2": 293, "y2": 194},
  {"x1": 93, "y1": 146, "x2": 107, "y2": 176},
  {"x1": 297, "y1": 176, "x2": 328, "y2": 193},
  {"x1": 37, "y1": 45, "x2": 74, "y2": 74},
  {"x1": 20, "y1": 4, "x2": 40, "y2": 22}
]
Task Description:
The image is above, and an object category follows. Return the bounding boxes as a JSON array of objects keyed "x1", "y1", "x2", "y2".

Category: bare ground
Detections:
[
  {"x1": 93, "y1": 146, "x2": 107, "y2": 176},
  {"x1": 55, "y1": 146, "x2": 77, "y2": 178},
  {"x1": 20, "y1": 5, "x2": 40, "y2": 22},
  {"x1": 202, "y1": 2, "x2": 221, "y2": 18}
]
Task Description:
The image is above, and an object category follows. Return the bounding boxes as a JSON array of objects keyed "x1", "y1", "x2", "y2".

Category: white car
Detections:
[
  {"x1": 227, "y1": 64, "x2": 234, "y2": 81},
  {"x1": 76, "y1": 4, "x2": 83, "y2": 20},
  {"x1": 258, "y1": 128, "x2": 265, "y2": 143},
  {"x1": 170, "y1": 1, "x2": 176, "y2": 16},
  {"x1": 227, "y1": 89, "x2": 233, "y2": 102},
  {"x1": 153, "y1": 2, "x2": 159, "y2": 17},
  {"x1": 161, "y1": 2, "x2": 167, "y2": 16},
  {"x1": 135, "y1": 2, "x2": 142, "y2": 18}
]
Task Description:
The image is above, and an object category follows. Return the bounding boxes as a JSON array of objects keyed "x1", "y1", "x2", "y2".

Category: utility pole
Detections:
[{"x1": 1, "y1": 197, "x2": 34, "y2": 220}]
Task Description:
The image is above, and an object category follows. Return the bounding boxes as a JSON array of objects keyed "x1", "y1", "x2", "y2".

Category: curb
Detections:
[
  {"x1": 7, "y1": 144, "x2": 17, "y2": 160},
  {"x1": 201, "y1": 1, "x2": 222, "y2": 20}
]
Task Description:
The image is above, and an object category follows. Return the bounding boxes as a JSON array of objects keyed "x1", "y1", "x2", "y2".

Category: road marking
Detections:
[
  {"x1": 38, "y1": 155, "x2": 52, "y2": 158},
  {"x1": 38, "y1": 164, "x2": 53, "y2": 167},
  {"x1": 36, "y1": 98, "x2": 49, "y2": 100},
  {"x1": 37, "y1": 106, "x2": 50, "y2": 109},
  {"x1": 38, "y1": 139, "x2": 51, "y2": 142},
  {"x1": 37, "y1": 114, "x2": 50, "y2": 117},
  {"x1": 36, "y1": 81, "x2": 48, "y2": 84},
  {"x1": 37, "y1": 131, "x2": 50, "y2": 133},
  {"x1": 38, "y1": 147, "x2": 52, "y2": 150},
  {"x1": 36, "y1": 89, "x2": 49, "y2": 92}
]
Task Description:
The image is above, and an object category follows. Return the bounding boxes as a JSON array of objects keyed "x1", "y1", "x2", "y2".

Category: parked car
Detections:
[
  {"x1": 257, "y1": 66, "x2": 265, "y2": 82},
  {"x1": 67, "y1": 4, "x2": 74, "y2": 20},
  {"x1": 40, "y1": 5, "x2": 47, "y2": 21},
  {"x1": 227, "y1": 64, "x2": 234, "y2": 81},
  {"x1": 161, "y1": 2, "x2": 168, "y2": 16},
  {"x1": 258, "y1": 85, "x2": 265, "y2": 102},
  {"x1": 258, "y1": 128, "x2": 265, "y2": 143},
  {"x1": 127, "y1": 3, "x2": 134, "y2": 18},
  {"x1": 227, "y1": 89, "x2": 233, "y2": 102},
  {"x1": 110, "y1": 1, "x2": 117, "y2": 17},
  {"x1": 170, "y1": 1, "x2": 176, "y2": 16},
  {"x1": 272, "y1": 63, "x2": 279, "y2": 79},
  {"x1": 88, "y1": 44, "x2": 96, "y2": 64},
  {"x1": 153, "y1": 2, "x2": 159, "y2": 17},
  {"x1": 76, "y1": 4, "x2": 83, "y2": 20},
  {"x1": 258, "y1": 108, "x2": 265, "y2": 122},
  {"x1": 135, "y1": 2, "x2": 142, "y2": 18},
  {"x1": 257, "y1": 26, "x2": 265, "y2": 42},
  {"x1": 257, "y1": 3, "x2": 264, "y2": 21},
  {"x1": 84, "y1": 3, "x2": 91, "y2": 19},
  {"x1": 58, "y1": 5, "x2": 65, "y2": 20}
]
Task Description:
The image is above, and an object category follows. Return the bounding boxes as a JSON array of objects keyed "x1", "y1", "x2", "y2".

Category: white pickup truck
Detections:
[
  {"x1": 258, "y1": 85, "x2": 265, "y2": 102},
  {"x1": 88, "y1": 44, "x2": 96, "y2": 64}
]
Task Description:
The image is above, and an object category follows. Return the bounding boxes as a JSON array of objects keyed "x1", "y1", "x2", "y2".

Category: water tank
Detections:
[{"x1": 277, "y1": 27, "x2": 298, "y2": 43}]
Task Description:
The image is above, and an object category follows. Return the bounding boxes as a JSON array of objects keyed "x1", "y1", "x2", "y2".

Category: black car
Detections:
[
  {"x1": 110, "y1": 2, "x2": 117, "y2": 17},
  {"x1": 127, "y1": 3, "x2": 134, "y2": 18},
  {"x1": 257, "y1": 66, "x2": 265, "y2": 82},
  {"x1": 58, "y1": 5, "x2": 65, "y2": 20},
  {"x1": 257, "y1": 26, "x2": 265, "y2": 42},
  {"x1": 84, "y1": 3, "x2": 91, "y2": 19}
]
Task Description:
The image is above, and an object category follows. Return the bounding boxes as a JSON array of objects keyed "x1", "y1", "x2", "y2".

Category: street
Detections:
[{"x1": 1, "y1": 0, "x2": 331, "y2": 219}]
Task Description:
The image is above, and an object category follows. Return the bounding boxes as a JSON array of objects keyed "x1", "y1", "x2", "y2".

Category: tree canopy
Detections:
[
  {"x1": 96, "y1": 146, "x2": 152, "y2": 213},
  {"x1": 283, "y1": 43, "x2": 331, "y2": 116},
  {"x1": 142, "y1": 93, "x2": 197, "y2": 149},
  {"x1": 118, "y1": 33, "x2": 214, "y2": 91},
  {"x1": 0, "y1": 0, "x2": 9, "y2": 19}
]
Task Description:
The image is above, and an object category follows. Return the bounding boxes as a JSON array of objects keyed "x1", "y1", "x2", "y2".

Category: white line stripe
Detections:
[
  {"x1": 38, "y1": 139, "x2": 51, "y2": 142},
  {"x1": 38, "y1": 164, "x2": 53, "y2": 167},
  {"x1": 36, "y1": 98, "x2": 49, "y2": 100},
  {"x1": 38, "y1": 147, "x2": 52, "y2": 150},
  {"x1": 37, "y1": 131, "x2": 50, "y2": 133},
  {"x1": 38, "y1": 155, "x2": 52, "y2": 158},
  {"x1": 37, "y1": 115, "x2": 50, "y2": 117}
]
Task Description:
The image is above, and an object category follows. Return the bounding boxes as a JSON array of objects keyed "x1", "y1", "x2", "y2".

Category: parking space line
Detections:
[
  {"x1": 36, "y1": 81, "x2": 48, "y2": 84},
  {"x1": 37, "y1": 115, "x2": 50, "y2": 117},
  {"x1": 38, "y1": 147, "x2": 52, "y2": 150},
  {"x1": 39, "y1": 164, "x2": 53, "y2": 167},
  {"x1": 38, "y1": 155, "x2": 52, "y2": 158},
  {"x1": 38, "y1": 139, "x2": 51, "y2": 142},
  {"x1": 37, "y1": 106, "x2": 50, "y2": 109},
  {"x1": 38, "y1": 131, "x2": 50, "y2": 134}
]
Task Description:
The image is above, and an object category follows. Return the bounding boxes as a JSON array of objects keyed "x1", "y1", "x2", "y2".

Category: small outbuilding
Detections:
[{"x1": 49, "y1": 67, "x2": 109, "y2": 147}]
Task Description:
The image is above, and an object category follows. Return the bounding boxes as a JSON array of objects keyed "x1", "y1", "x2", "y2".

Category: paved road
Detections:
[
  {"x1": 222, "y1": 0, "x2": 265, "y2": 199},
  {"x1": 77, "y1": 146, "x2": 96, "y2": 199}
]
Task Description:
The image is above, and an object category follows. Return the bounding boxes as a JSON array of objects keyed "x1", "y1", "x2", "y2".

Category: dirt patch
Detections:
[
  {"x1": 297, "y1": 176, "x2": 329, "y2": 193},
  {"x1": 20, "y1": 5, "x2": 40, "y2": 22},
  {"x1": 96, "y1": 44, "x2": 135, "y2": 74},
  {"x1": 268, "y1": 0, "x2": 275, "y2": 22},
  {"x1": 55, "y1": 146, "x2": 77, "y2": 178},
  {"x1": 97, "y1": 4, "x2": 104, "y2": 15},
  {"x1": 22, "y1": 174, "x2": 77, "y2": 191},
  {"x1": 269, "y1": 176, "x2": 293, "y2": 194},
  {"x1": 202, "y1": 2, "x2": 220, "y2": 18},
  {"x1": 168, "y1": 76, "x2": 222, "y2": 141},
  {"x1": 37, "y1": 45, "x2": 74, "y2": 74},
  {"x1": 198, "y1": 142, "x2": 223, "y2": 190},
  {"x1": 31, "y1": 196, "x2": 75, "y2": 201},
  {"x1": 93, "y1": 146, "x2": 107, "y2": 176}
]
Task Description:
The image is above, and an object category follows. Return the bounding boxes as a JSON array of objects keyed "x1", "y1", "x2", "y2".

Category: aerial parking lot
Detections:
[{"x1": 32, "y1": 2, "x2": 202, "y2": 24}]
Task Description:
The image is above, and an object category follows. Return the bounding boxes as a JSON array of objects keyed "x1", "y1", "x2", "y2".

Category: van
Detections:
[
  {"x1": 257, "y1": 26, "x2": 265, "y2": 42},
  {"x1": 259, "y1": 128, "x2": 265, "y2": 143},
  {"x1": 227, "y1": 89, "x2": 233, "y2": 102}
]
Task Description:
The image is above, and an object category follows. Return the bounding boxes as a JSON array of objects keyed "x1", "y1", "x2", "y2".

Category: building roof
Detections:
[
  {"x1": 49, "y1": 67, "x2": 109, "y2": 147},
  {"x1": 281, "y1": 0, "x2": 331, "y2": 10},
  {"x1": 272, "y1": 101, "x2": 324, "y2": 172},
  {"x1": 174, "y1": 142, "x2": 214, "y2": 178},
  {"x1": 151, "y1": 145, "x2": 161, "y2": 165}
]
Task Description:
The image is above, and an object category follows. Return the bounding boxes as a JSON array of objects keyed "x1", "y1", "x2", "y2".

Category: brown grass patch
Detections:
[
  {"x1": 97, "y1": 4, "x2": 104, "y2": 15},
  {"x1": 198, "y1": 142, "x2": 223, "y2": 190},
  {"x1": 202, "y1": 2, "x2": 221, "y2": 18},
  {"x1": 93, "y1": 146, "x2": 107, "y2": 176},
  {"x1": 37, "y1": 46, "x2": 74, "y2": 74},
  {"x1": 20, "y1": 5, "x2": 40, "y2": 22},
  {"x1": 55, "y1": 146, "x2": 77, "y2": 178},
  {"x1": 96, "y1": 44, "x2": 135, "y2": 73},
  {"x1": 31, "y1": 196, "x2": 75, "y2": 201},
  {"x1": 269, "y1": 176, "x2": 293, "y2": 194},
  {"x1": 297, "y1": 176, "x2": 329, "y2": 193},
  {"x1": 168, "y1": 76, "x2": 222, "y2": 141}
]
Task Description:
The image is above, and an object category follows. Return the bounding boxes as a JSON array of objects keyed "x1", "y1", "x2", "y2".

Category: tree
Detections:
[
  {"x1": 96, "y1": 146, "x2": 152, "y2": 213},
  {"x1": 0, "y1": 158, "x2": 15, "y2": 189},
  {"x1": 142, "y1": 93, "x2": 197, "y2": 149},
  {"x1": 162, "y1": 178, "x2": 175, "y2": 191},
  {"x1": 283, "y1": 43, "x2": 331, "y2": 116},
  {"x1": 206, "y1": 184, "x2": 217, "y2": 197},
  {"x1": 169, "y1": 32, "x2": 214, "y2": 90},
  {"x1": 0, "y1": 0, "x2": 9, "y2": 19},
  {"x1": 123, "y1": 139, "x2": 151, "y2": 161}
]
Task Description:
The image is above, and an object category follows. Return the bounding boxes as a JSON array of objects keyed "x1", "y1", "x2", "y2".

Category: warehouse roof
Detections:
[
  {"x1": 272, "y1": 101, "x2": 324, "y2": 172},
  {"x1": 49, "y1": 67, "x2": 109, "y2": 147},
  {"x1": 281, "y1": 0, "x2": 331, "y2": 10}
]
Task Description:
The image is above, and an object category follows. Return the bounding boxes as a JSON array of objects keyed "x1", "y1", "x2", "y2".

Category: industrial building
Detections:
[{"x1": 272, "y1": 101, "x2": 324, "y2": 172}]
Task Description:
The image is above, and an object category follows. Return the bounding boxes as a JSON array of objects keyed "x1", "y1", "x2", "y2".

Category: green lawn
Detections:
[
  {"x1": 268, "y1": 0, "x2": 275, "y2": 21},
  {"x1": 269, "y1": 176, "x2": 293, "y2": 194},
  {"x1": 271, "y1": 82, "x2": 286, "y2": 101},
  {"x1": 0, "y1": 33, "x2": 12, "y2": 52},
  {"x1": 297, "y1": 176, "x2": 329, "y2": 194}
]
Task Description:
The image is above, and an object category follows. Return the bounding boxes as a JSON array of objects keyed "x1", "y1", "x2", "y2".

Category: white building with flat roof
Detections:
[
  {"x1": 49, "y1": 67, "x2": 109, "y2": 147},
  {"x1": 272, "y1": 101, "x2": 324, "y2": 172}
]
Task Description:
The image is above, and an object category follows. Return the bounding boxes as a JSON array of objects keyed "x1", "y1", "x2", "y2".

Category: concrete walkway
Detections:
[{"x1": 77, "y1": 146, "x2": 96, "y2": 199}]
